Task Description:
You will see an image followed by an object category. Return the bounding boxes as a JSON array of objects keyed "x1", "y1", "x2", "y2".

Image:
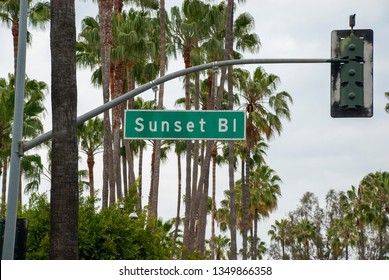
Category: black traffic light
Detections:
[
  {"x1": 331, "y1": 15, "x2": 373, "y2": 118},
  {"x1": 0, "y1": 218, "x2": 28, "y2": 260}
]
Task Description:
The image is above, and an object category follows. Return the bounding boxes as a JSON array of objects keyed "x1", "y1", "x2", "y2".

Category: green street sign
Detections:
[{"x1": 124, "y1": 110, "x2": 246, "y2": 140}]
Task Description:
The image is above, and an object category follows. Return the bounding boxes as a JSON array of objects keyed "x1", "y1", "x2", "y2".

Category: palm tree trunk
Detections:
[
  {"x1": 242, "y1": 146, "x2": 250, "y2": 260},
  {"x1": 225, "y1": 0, "x2": 237, "y2": 260},
  {"x1": 182, "y1": 48, "x2": 193, "y2": 255},
  {"x1": 173, "y1": 151, "x2": 182, "y2": 249},
  {"x1": 197, "y1": 168, "x2": 210, "y2": 255},
  {"x1": 138, "y1": 148, "x2": 143, "y2": 210},
  {"x1": 182, "y1": 141, "x2": 192, "y2": 257},
  {"x1": 12, "y1": 17, "x2": 19, "y2": 75},
  {"x1": 190, "y1": 140, "x2": 213, "y2": 250},
  {"x1": 228, "y1": 141, "x2": 237, "y2": 259},
  {"x1": 253, "y1": 209, "x2": 259, "y2": 259},
  {"x1": 211, "y1": 144, "x2": 217, "y2": 260},
  {"x1": 87, "y1": 153, "x2": 95, "y2": 205},
  {"x1": 113, "y1": 61, "x2": 124, "y2": 200},
  {"x1": 227, "y1": 66, "x2": 237, "y2": 259},
  {"x1": 50, "y1": 0, "x2": 78, "y2": 259},
  {"x1": 358, "y1": 224, "x2": 366, "y2": 260},
  {"x1": 190, "y1": 74, "x2": 202, "y2": 252},
  {"x1": 121, "y1": 144, "x2": 127, "y2": 196},
  {"x1": 149, "y1": 140, "x2": 160, "y2": 226},
  {"x1": 148, "y1": 0, "x2": 167, "y2": 228},
  {"x1": 98, "y1": 0, "x2": 113, "y2": 209}
]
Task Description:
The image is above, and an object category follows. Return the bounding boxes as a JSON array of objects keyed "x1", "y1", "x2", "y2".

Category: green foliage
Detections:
[
  {"x1": 21, "y1": 190, "x2": 174, "y2": 259},
  {"x1": 22, "y1": 192, "x2": 50, "y2": 259},
  {"x1": 78, "y1": 204, "x2": 172, "y2": 260}
]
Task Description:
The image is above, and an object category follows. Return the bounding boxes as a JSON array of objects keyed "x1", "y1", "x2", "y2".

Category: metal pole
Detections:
[
  {"x1": 2, "y1": 0, "x2": 28, "y2": 260},
  {"x1": 22, "y1": 58, "x2": 344, "y2": 153}
]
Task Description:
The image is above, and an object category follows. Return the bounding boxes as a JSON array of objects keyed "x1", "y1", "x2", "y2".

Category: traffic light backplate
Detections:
[{"x1": 331, "y1": 29, "x2": 373, "y2": 118}]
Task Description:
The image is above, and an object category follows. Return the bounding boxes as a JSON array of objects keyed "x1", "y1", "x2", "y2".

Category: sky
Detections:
[{"x1": 1, "y1": 0, "x2": 388, "y2": 246}]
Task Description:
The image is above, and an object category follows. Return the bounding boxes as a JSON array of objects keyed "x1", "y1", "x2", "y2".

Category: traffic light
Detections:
[
  {"x1": 0, "y1": 218, "x2": 28, "y2": 260},
  {"x1": 331, "y1": 15, "x2": 373, "y2": 118}
]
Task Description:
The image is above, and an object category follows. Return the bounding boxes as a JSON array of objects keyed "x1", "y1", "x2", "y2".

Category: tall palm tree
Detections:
[
  {"x1": 113, "y1": 7, "x2": 160, "y2": 204},
  {"x1": 205, "y1": 0, "x2": 260, "y2": 259},
  {"x1": 224, "y1": 1, "x2": 243, "y2": 258},
  {"x1": 268, "y1": 218, "x2": 290, "y2": 259},
  {"x1": 359, "y1": 171, "x2": 389, "y2": 259},
  {"x1": 50, "y1": 0, "x2": 78, "y2": 259},
  {"x1": 147, "y1": 0, "x2": 166, "y2": 229},
  {"x1": 0, "y1": 0, "x2": 50, "y2": 74},
  {"x1": 78, "y1": 117, "x2": 104, "y2": 207},
  {"x1": 76, "y1": 13, "x2": 116, "y2": 207},
  {"x1": 96, "y1": 0, "x2": 114, "y2": 209},
  {"x1": 170, "y1": 0, "x2": 209, "y2": 255},
  {"x1": 0, "y1": 75, "x2": 14, "y2": 215},
  {"x1": 249, "y1": 164, "x2": 281, "y2": 259},
  {"x1": 0, "y1": 74, "x2": 47, "y2": 214},
  {"x1": 238, "y1": 66, "x2": 292, "y2": 259}
]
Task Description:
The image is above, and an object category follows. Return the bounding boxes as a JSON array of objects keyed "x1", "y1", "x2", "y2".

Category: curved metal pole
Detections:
[{"x1": 23, "y1": 58, "x2": 342, "y2": 152}]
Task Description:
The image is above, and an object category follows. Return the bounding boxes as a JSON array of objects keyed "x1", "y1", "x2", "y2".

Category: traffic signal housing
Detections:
[{"x1": 331, "y1": 29, "x2": 373, "y2": 117}]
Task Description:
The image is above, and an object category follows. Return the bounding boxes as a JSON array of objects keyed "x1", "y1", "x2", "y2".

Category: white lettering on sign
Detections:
[
  {"x1": 186, "y1": 121, "x2": 194, "y2": 132},
  {"x1": 149, "y1": 121, "x2": 157, "y2": 132},
  {"x1": 218, "y1": 118, "x2": 237, "y2": 132},
  {"x1": 135, "y1": 117, "x2": 144, "y2": 131},
  {"x1": 134, "y1": 118, "x2": 210, "y2": 133},
  {"x1": 199, "y1": 118, "x2": 206, "y2": 132},
  {"x1": 174, "y1": 121, "x2": 182, "y2": 132},
  {"x1": 219, "y1": 118, "x2": 228, "y2": 132}
]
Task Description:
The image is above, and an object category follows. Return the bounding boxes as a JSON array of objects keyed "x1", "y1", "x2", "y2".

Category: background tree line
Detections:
[{"x1": 15, "y1": 170, "x2": 389, "y2": 259}]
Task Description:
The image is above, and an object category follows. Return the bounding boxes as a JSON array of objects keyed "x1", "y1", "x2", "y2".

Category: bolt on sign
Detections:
[{"x1": 124, "y1": 110, "x2": 246, "y2": 140}]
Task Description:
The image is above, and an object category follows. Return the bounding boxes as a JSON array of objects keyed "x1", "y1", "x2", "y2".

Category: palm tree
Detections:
[
  {"x1": 18, "y1": 76, "x2": 47, "y2": 206},
  {"x1": 249, "y1": 164, "x2": 281, "y2": 259},
  {"x1": 0, "y1": 0, "x2": 50, "y2": 74},
  {"x1": 0, "y1": 75, "x2": 14, "y2": 215},
  {"x1": 359, "y1": 171, "x2": 389, "y2": 259},
  {"x1": 207, "y1": 1, "x2": 260, "y2": 259},
  {"x1": 113, "y1": 7, "x2": 160, "y2": 204},
  {"x1": 147, "y1": 0, "x2": 167, "y2": 231},
  {"x1": 50, "y1": 0, "x2": 78, "y2": 259},
  {"x1": 0, "y1": 74, "x2": 47, "y2": 214},
  {"x1": 170, "y1": 0, "x2": 210, "y2": 255},
  {"x1": 268, "y1": 219, "x2": 290, "y2": 259},
  {"x1": 213, "y1": 234, "x2": 230, "y2": 260},
  {"x1": 76, "y1": 14, "x2": 116, "y2": 208},
  {"x1": 78, "y1": 117, "x2": 104, "y2": 207},
  {"x1": 238, "y1": 66, "x2": 292, "y2": 259},
  {"x1": 292, "y1": 219, "x2": 317, "y2": 259}
]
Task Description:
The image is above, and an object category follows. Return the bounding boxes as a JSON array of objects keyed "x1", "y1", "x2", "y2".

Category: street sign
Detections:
[{"x1": 124, "y1": 110, "x2": 246, "y2": 140}]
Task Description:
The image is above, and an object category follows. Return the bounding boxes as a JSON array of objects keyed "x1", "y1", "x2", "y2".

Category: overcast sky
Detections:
[{"x1": 1, "y1": 0, "x2": 388, "y2": 245}]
